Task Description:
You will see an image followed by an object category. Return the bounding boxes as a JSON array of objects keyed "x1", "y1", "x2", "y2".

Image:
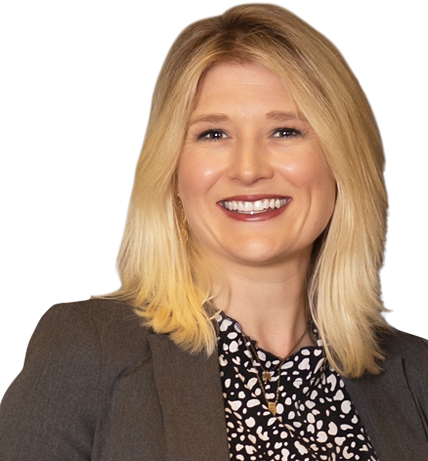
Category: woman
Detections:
[{"x1": 1, "y1": 4, "x2": 427, "y2": 460}]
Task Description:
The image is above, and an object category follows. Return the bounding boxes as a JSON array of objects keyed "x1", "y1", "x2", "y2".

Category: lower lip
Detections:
[{"x1": 218, "y1": 200, "x2": 291, "y2": 222}]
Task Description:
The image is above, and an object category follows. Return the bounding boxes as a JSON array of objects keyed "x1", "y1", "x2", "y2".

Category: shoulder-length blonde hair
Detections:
[{"x1": 112, "y1": 3, "x2": 390, "y2": 378}]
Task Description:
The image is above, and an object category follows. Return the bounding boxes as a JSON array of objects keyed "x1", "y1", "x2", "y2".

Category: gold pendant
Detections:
[
  {"x1": 262, "y1": 371, "x2": 272, "y2": 382},
  {"x1": 268, "y1": 402, "x2": 277, "y2": 415}
]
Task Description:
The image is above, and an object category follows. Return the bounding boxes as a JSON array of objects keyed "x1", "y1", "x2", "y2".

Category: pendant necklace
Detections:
[{"x1": 242, "y1": 324, "x2": 308, "y2": 416}]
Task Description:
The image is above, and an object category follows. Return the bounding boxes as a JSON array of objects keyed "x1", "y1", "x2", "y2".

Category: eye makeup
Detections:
[
  {"x1": 194, "y1": 126, "x2": 306, "y2": 142},
  {"x1": 196, "y1": 129, "x2": 228, "y2": 141}
]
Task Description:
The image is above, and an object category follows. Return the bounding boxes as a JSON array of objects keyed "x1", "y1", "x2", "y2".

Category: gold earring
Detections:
[{"x1": 176, "y1": 196, "x2": 188, "y2": 244}]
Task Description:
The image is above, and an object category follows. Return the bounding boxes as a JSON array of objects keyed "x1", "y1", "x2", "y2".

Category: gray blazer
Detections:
[{"x1": 0, "y1": 299, "x2": 427, "y2": 460}]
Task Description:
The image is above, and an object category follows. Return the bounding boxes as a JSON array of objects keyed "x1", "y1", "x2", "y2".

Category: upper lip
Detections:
[{"x1": 218, "y1": 194, "x2": 291, "y2": 202}]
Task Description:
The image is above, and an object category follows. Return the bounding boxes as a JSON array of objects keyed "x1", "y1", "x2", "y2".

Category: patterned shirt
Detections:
[{"x1": 217, "y1": 313, "x2": 378, "y2": 461}]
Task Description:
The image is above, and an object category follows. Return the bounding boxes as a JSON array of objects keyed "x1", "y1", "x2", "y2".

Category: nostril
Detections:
[{"x1": 228, "y1": 150, "x2": 274, "y2": 184}]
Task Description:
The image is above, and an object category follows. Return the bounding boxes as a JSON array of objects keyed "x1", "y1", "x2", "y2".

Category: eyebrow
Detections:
[
  {"x1": 266, "y1": 110, "x2": 307, "y2": 122},
  {"x1": 188, "y1": 110, "x2": 307, "y2": 127},
  {"x1": 188, "y1": 113, "x2": 230, "y2": 126}
]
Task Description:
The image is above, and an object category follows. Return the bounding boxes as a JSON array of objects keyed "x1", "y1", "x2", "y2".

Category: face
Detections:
[{"x1": 177, "y1": 62, "x2": 336, "y2": 272}]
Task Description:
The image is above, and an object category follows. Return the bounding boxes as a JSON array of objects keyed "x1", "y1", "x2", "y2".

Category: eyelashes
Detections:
[
  {"x1": 195, "y1": 127, "x2": 304, "y2": 142},
  {"x1": 271, "y1": 127, "x2": 303, "y2": 138},
  {"x1": 196, "y1": 129, "x2": 227, "y2": 141}
]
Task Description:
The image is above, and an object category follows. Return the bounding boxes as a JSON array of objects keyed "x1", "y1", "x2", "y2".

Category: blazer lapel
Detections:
[
  {"x1": 345, "y1": 356, "x2": 428, "y2": 461},
  {"x1": 148, "y1": 333, "x2": 230, "y2": 461}
]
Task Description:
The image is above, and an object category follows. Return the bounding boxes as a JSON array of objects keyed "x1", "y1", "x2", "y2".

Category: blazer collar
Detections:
[
  {"x1": 148, "y1": 332, "x2": 230, "y2": 461},
  {"x1": 344, "y1": 354, "x2": 428, "y2": 461}
]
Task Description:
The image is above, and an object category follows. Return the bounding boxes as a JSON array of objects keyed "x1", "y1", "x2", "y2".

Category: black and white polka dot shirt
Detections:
[{"x1": 217, "y1": 313, "x2": 378, "y2": 460}]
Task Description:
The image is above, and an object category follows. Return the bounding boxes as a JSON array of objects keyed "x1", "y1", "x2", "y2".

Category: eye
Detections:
[
  {"x1": 197, "y1": 129, "x2": 227, "y2": 141},
  {"x1": 271, "y1": 127, "x2": 302, "y2": 138}
]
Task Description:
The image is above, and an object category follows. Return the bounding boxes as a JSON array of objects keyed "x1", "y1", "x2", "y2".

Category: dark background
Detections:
[{"x1": 0, "y1": 2, "x2": 422, "y2": 395}]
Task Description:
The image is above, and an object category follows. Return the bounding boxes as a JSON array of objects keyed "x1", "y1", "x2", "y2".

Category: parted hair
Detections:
[{"x1": 112, "y1": 3, "x2": 390, "y2": 378}]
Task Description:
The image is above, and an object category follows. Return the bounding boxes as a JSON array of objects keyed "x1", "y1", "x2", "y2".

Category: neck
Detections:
[{"x1": 215, "y1": 254, "x2": 316, "y2": 357}]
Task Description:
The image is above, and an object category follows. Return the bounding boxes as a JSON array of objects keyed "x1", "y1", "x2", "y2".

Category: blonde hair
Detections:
[{"x1": 111, "y1": 4, "x2": 390, "y2": 377}]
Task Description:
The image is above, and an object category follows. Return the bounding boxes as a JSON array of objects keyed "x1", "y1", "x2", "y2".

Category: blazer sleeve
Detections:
[{"x1": 0, "y1": 304, "x2": 102, "y2": 460}]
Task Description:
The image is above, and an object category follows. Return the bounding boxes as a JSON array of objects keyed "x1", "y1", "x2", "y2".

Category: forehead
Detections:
[
  {"x1": 198, "y1": 62, "x2": 285, "y2": 94},
  {"x1": 191, "y1": 62, "x2": 299, "y2": 116}
]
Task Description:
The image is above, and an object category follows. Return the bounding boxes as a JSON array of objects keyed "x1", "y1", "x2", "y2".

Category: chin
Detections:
[{"x1": 221, "y1": 242, "x2": 303, "y2": 267}]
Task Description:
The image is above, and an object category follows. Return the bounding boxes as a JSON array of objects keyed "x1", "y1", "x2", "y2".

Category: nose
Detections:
[{"x1": 228, "y1": 138, "x2": 274, "y2": 185}]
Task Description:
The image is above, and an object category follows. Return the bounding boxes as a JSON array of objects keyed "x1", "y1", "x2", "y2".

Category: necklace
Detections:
[
  {"x1": 242, "y1": 324, "x2": 308, "y2": 416},
  {"x1": 244, "y1": 339, "x2": 284, "y2": 383}
]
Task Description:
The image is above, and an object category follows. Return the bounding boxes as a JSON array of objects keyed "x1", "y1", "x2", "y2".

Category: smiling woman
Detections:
[
  {"x1": 1, "y1": 3, "x2": 427, "y2": 461},
  {"x1": 178, "y1": 63, "x2": 336, "y2": 309}
]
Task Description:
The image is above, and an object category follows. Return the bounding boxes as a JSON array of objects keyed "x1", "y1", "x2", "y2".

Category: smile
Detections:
[{"x1": 221, "y1": 198, "x2": 290, "y2": 214}]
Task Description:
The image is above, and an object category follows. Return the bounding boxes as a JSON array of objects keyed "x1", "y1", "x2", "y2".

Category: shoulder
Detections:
[
  {"x1": 0, "y1": 299, "x2": 159, "y2": 458},
  {"x1": 41, "y1": 297, "x2": 142, "y2": 329},
  {"x1": 380, "y1": 327, "x2": 428, "y2": 394},
  {"x1": 346, "y1": 327, "x2": 428, "y2": 416},
  {"x1": 381, "y1": 327, "x2": 428, "y2": 371},
  {"x1": 3, "y1": 298, "x2": 155, "y2": 404},
  {"x1": 40, "y1": 297, "x2": 149, "y2": 339},
  {"x1": 343, "y1": 328, "x2": 428, "y2": 460},
  {"x1": 37, "y1": 299, "x2": 147, "y2": 334},
  {"x1": 344, "y1": 327, "x2": 428, "y2": 408},
  {"x1": 30, "y1": 298, "x2": 152, "y2": 371}
]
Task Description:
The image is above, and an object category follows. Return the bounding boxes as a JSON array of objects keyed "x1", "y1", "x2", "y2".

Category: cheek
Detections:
[
  {"x1": 306, "y1": 165, "x2": 336, "y2": 228},
  {"x1": 310, "y1": 168, "x2": 336, "y2": 220},
  {"x1": 280, "y1": 154, "x2": 333, "y2": 187},
  {"x1": 281, "y1": 155, "x2": 336, "y2": 216},
  {"x1": 177, "y1": 153, "x2": 223, "y2": 199}
]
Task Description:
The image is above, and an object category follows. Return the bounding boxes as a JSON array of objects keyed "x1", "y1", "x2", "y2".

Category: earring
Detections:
[{"x1": 176, "y1": 195, "x2": 188, "y2": 244}]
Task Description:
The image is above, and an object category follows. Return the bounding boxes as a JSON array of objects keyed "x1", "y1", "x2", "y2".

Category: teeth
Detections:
[
  {"x1": 244, "y1": 201, "x2": 253, "y2": 212},
  {"x1": 223, "y1": 198, "x2": 289, "y2": 214}
]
